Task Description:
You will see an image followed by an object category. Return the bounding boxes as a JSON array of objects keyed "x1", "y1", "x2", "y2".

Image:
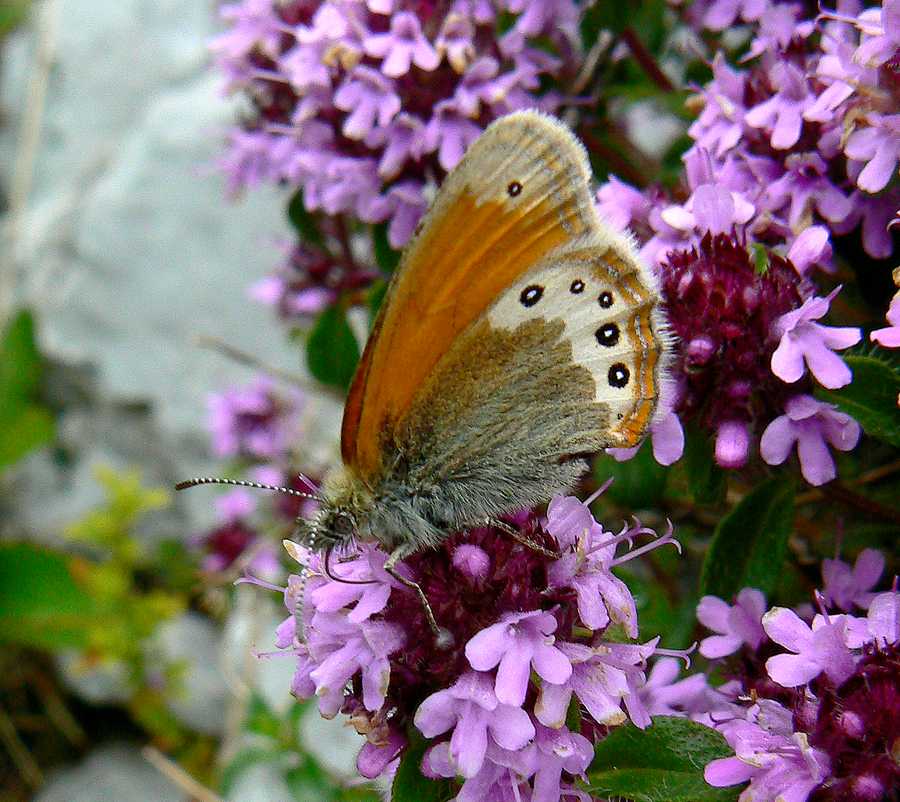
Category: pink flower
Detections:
[
  {"x1": 762, "y1": 607, "x2": 859, "y2": 687},
  {"x1": 771, "y1": 288, "x2": 861, "y2": 390},
  {"x1": 688, "y1": 54, "x2": 748, "y2": 158},
  {"x1": 596, "y1": 175, "x2": 652, "y2": 233},
  {"x1": 414, "y1": 671, "x2": 535, "y2": 778},
  {"x1": 871, "y1": 294, "x2": 900, "y2": 348},
  {"x1": 422, "y1": 100, "x2": 484, "y2": 171},
  {"x1": 821, "y1": 549, "x2": 885, "y2": 612},
  {"x1": 309, "y1": 547, "x2": 394, "y2": 624},
  {"x1": 844, "y1": 114, "x2": 900, "y2": 194},
  {"x1": 465, "y1": 610, "x2": 572, "y2": 707},
  {"x1": 531, "y1": 723, "x2": 593, "y2": 802},
  {"x1": 866, "y1": 589, "x2": 900, "y2": 646},
  {"x1": 852, "y1": 0, "x2": 900, "y2": 68},
  {"x1": 363, "y1": 12, "x2": 440, "y2": 77},
  {"x1": 786, "y1": 226, "x2": 832, "y2": 275},
  {"x1": 760, "y1": 395, "x2": 861, "y2": 485},
  {"x1": 702, "y1": 0, "x2": 767, "y2": 32},
  {"x1": 745, "y1": 60, "x2": 813, "y2": 150},
  {"x1": 762, "y1": 152, "x2": 852, "y2": 230},
  {"x1": 308, "y1": 613, "x2": 405, "y2": 716},
  {"x1": 705, "y1": 700, "x2": 830, "y2": 802},
  {"x1": 697, "y1": 589, "x2": 768, "y2": 658},
  {"x1": 714, "y1": 420, "x2": 750, "y2": 468},
  {"x1": 452, "y1": 544, "x2": 492, "y2": 582},
  {"x1": 535, "y1": 639, "x2": 658, "y2": 730},
  {"x1": 333, "y1": 66, "x2": 401, "y2": 140}
]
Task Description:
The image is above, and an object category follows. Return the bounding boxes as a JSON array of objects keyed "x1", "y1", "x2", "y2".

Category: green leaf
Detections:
[
  {"x1": 683, "y1": 426, "x2": 726, "y2": 505},
  {"x1": 392, "y1": 736, "x2": 457, "y2": 802},
  {"x1": 583, "y1": 716, "x2": 739, "y2": 802},
  {"x1": 306, "y1": 305, "x2": 360, "y2": 392},
  {"x1": 700, "y1": 477, "x2": 795, "y2": 600},
  {"x1": 0, "y1": 405, "x2": 55, "y2": 468},
  {"x1": 624, "y1": 569, "x2": 697, "y2": 649},
  {"x1": 0, "y1": 308, "x2": 41, "y2": 404},
  {"x1": 818, "y1": 354, "x2": 900, "y2": 447},
  {"x1": 0, "y1": 543, "x2": 98, "y2": 650},
  {"x1": 0, "y1": 1, "x2": 30, "y2": 38},
  {"x1": 287, "y1": 190, "x2": 324, "y2": 248},
  {"x1": 219, "y1": 748, "x2": 279, "y2": 796},
  {"x1": 246, "y1": 692, "x2": 282, "y2": 739},
  {"x1": 0, "y1": 309, "x2": 56, "y2": 466},
  {"x1": 581, "y1": 1, "x2": 629, "y2": 41},
  {"x1": 595, "y1": 440, "x2": 667, "y2": 509},
  {"x1": 372, "y1": 223, "x2": 401, "y2": 274}
]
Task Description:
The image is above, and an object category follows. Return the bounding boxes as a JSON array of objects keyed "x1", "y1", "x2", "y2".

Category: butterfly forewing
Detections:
[{"x1": 342, "y1": 111, "x2": 667, "y2": 484}]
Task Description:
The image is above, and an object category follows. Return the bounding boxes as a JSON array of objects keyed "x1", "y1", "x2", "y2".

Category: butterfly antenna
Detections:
[
  {"x1": 323, "y1": 545, "x2": 377, "y2": 585},
  {"x1": 175, "y1": 476, "x2": 321, "y2": 501}
]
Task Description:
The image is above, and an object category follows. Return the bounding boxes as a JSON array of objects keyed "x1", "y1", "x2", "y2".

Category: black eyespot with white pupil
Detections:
[
  {"x1": 507, "y1": 181, "x2": 522, "y2": 197},
  {"x1": 598, "y1": 291, "x2": 613, "y2": 308},
  {"x1": 595, "y1": 323, "x2": 619, "y2": 347},
  {"x1": 608, "y1": 363, "x2": 630, "y2": 388},
  {"x1": 570, "y1": 279, "x2": 585, "y2": 294},
  {"x1": 519, "y1": 284, "x2": 543, "y2": 307}
]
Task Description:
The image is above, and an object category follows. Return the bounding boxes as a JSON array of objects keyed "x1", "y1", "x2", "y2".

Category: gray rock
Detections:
[
  {"x1": 151, "y1": 611, "x2": 229, "y2": 735},
  {"x1": 34, "y1": 743, "x2": 182, "y2": 802}
]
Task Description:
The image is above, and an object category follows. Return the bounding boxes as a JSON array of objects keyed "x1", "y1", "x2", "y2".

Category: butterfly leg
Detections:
[
  {"x1": 487, "y1": 519, "x2": 560, "y2": 559},
  {"x1": 384, "y1": 547, "x2": 454, "y2": 649}
]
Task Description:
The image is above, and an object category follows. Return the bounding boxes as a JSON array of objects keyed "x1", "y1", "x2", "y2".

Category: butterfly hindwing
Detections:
[{"x1": 342, "y1": 111, "x2": 667, "y2": 487}]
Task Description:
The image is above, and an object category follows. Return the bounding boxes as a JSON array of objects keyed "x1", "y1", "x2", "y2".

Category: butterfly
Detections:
[{"x1": 180, "y1": 111, "x2": 669, "y2": 641}]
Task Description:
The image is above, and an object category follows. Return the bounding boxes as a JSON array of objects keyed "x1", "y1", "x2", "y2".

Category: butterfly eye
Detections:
[
  {"x1": 333, "y1": 513, "x2": 354, "y2": 537},
  {"x1": 507, "y1": 180, "x2": 522, "y2": 197}
]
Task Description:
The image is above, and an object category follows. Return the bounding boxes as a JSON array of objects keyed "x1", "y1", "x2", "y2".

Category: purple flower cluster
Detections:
[
  {"x1": 270, "y1": 493, "x2": 688, "y2": 800},
  {"x1": 599, "y1": 0, "x2": 900, "y2": 483},
  {"x1": 212, "y1": 0, "x2": 582, "y2": 250},
  {"x1": 250, "y1": 234, "x2": 379, "y2": 320},
  {"x1": 690, "y1": 549, "x2": 900, "y2": 802},
  {"x1": 207, "y1": 375, "x2": 304, "y2": 461},
  {"x1": 196, "y1": 489, "x2": 282, "y2": 578}
]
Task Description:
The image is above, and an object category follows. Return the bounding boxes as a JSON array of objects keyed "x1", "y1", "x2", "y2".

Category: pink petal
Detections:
[
  {"x1": 450, "y1": 706, "x2": 489, "y2": 777},
  {"x1": 487, "y1": 704, "x2": 535, "y2": 750},
  {"x1": 762, "y1": 607, "x2": 812, "y2": 651},
  {"x1": 495, "y1": 644, "x2": 534, "y2": 706},
  {"x1": 532, "y1": 643, "x2": 573, "y2": 686},
  {"x1": 415, "y1": 689, "x2": 458, "y2": 737},
  {"x1": 348, "y1": 583, "x2": 392, "y2": 623},
  {"x1": 465, "y1": 623, "x2": 509, "y2": 671},
  {"x1": 771, "y1": 336, "x2": 806, "y2": 383},
  {"x1": 651, "y1": 411, "x2": 685, "y2": 465},
  {"x1": 853, "y1": 549, "x2": 885, "y2": 589},
  {"x1": 765, "y1": 653, "x2": 823, "y2": 686},
  {"x1": 868, "y1": 591, "x2": 900, "y2": 644},
  {"x1": 692, "y1": 184, "x2": 735, "y2": 234},
  {"x1": 800, "y1": 335, "x2": 853, "y2": 389},
  {"x1": 817, "y1": 324, "x2": 862, "y2": 351},
  {"x1": 700, "y1": 634, "x2": 744, "y2": 658},
  {"x1": 535, "y1": 682, "x2": 572, "y2": 729},
  {"x1": 697, "y1": 595, "x2": 732, "y2": 632},
  {"x1": 705, "y1": 756, "x2": 757, "y2": 786},
  {"x1": 796, "y1": 426, "x2": 837, "y2": 485}
]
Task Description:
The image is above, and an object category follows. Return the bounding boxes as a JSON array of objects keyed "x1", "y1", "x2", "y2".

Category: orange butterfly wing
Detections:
[{"x1": 341, "y1": 111, "x2": 660, "y2": 482}]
